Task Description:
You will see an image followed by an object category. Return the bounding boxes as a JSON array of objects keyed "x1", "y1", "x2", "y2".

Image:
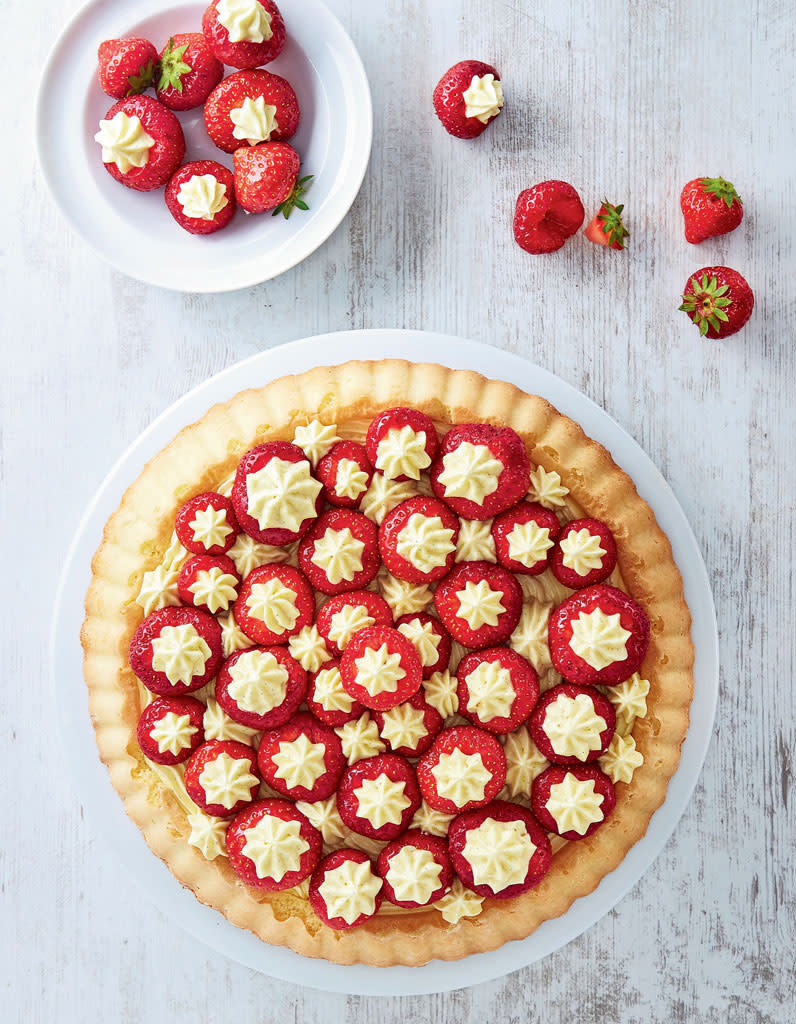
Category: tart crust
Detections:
[{"x1": 81, "y1": 360, "x2": 694, "y2": 966}]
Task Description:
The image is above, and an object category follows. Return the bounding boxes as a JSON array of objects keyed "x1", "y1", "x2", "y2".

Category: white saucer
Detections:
[
  {"x1": 36, "y1": 0, "x2": 372, "y2": 292},
  {"x1": 51, "y1": 330, "x2": 718, "y2": 994}
]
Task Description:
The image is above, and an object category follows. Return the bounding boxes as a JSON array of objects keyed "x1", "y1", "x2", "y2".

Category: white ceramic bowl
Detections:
[
  {"x1": 51, "y1": 331, "x2": 719, "y2": 995},
  {"x1": 35, "y1": 0, "x2": 372, "y2": 292}
]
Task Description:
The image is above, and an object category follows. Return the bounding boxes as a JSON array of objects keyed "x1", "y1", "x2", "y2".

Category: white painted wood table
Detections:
[{"x1": 3, "y1": 0, "x2": 794, "y2": 1020}]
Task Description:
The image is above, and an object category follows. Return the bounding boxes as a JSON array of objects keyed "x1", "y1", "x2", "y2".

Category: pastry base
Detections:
[{"x1": 81, "y1": 360, "x2": 694, "y2": 966}]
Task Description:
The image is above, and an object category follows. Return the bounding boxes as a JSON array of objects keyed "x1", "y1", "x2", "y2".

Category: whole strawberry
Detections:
[
  {"x1": 679, "y1": 266, "x2": 754, "y2": 339},
  {"x1": 584, "y1": 199, "x2": 629, "y2": 250},
  {"x1": 433, "y1": 60, "x2": 503, "y2": 139},
  {"x1": 97, "y1": 37, "x2": 158, "y2": 99},
  {"x1": 233, "y1": 141, "x2": 311, "y2": 215},
  {"x1": 94, "y1": 95, "x2": 185, "y2": 191},
  {"x1": 156, "y1": 33, "x2": 223, "y2": 111},
  {"x1": 514, "y1": 180, "x2": 585, "y2": 254},
  {"x1": 680, "y1": 176, "x2": 743, "y2": 243}
]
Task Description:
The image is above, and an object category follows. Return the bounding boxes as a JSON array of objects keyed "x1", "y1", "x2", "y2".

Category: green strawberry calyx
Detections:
[
  {"x1": 157, "y1": 38, "x2": 192, "y2": 94},
  {"x1": 699, "y1": 176, "x2": 742, "y2": 208},
  {"x1": 127, "y1": 57, "x2": 156, "y2": 95},
  {"x1": 598, "y1": 200, "x2": 629, "y2": 249},
  {"x1": 678, "y1": 272, "x2": 732, "y2": 336},
  {"x1": 272, "y1": 175, "x2": 314, "y2": 219}
]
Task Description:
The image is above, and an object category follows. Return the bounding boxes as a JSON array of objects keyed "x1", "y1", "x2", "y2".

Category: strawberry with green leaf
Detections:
[
  {"x1": 156, "y1": 33, "x2": 223, "y2": 111},
  {"x1": 233, "y1": 141, "x2": 312, "y2": 216},
  {"x1": 584, "y1": 199, "x2": 629, "y2": 250},
  {"x1": 680, "y1": 176, "x2": 743, "y2": 243},
  {"x1": 97, "y1": 38, "x2": 158, "y2": 99},
  {"x1": 679, "y1": 266, "x2": 754, "y2": 339}
]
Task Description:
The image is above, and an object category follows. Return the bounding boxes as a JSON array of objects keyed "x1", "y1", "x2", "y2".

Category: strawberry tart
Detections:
[{"x1": 81, "y1": 360, "x2": 693, "y2": 965}]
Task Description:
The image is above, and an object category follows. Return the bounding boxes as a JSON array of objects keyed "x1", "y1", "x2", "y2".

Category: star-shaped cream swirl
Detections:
[
  {"x1": 560, "y1": 527, "x2": 607, "y2": 576},
  {"x1": 502, "y1": 726, "x2": 549, "y2": 796},
  {"x1": 150, "y1": 624, "x2": 211, "y2": 686},
  {"x1": 335, "y1": 713, "x2": 385, "y2": 763},
  {"x1": 333, "y1": 458, "x2": 370, "y2": 500},
  {"x1": 295, "y1": 796, "x2": 347, "y2": 847},
  {"x1": 461, "y1": 817, "x2": 535, "y2": 891},
  {"x1": 435, "y1": 878, "x2": 484, "y2": 924},
  {"x1": 455, "y1": 518, "x2": 496, "y2": 562},
  {"x1": 542, "y1": 692, "x2": 607, "y2": 760},
  {"x1": 509, "y1": 602, "x2": 553, "y2": 669},
  {"x1": 455, "y1": 580, "x2": 505, "y2": 630},
  {"x1": 177, "y1": 173, "x2": 229, "y2": 221},
  {"x1": 599, "y1": 732, "x2": 644, "y2": 784},
  {"x1": 375, "y1": 425, "x2": 431, "y2": 480},
  {"x1": 241, "y1": 815, "x2": 309, "y2": 881},
  {"x1": 386, "y1": 846, "x2": 443, "y2": 904},
  {"x1": 288, "y1": 624, "x2": 330, "y2": 672},
  {"x1": 218, "y1": 611, "x2": 253, "y2": 657},
  {"x1": 230, "y1": 95, "x2": 278, "y2": 145},
  {"x1": 422, "y1": 670, "x2": 459, "y2": 718},
  {"x1": 190, "y1": 504, "x2": 234, "y2": 550},
  {"x1": 198, "y1": 752, "x2": 258, "y2": 809},
  {"x1": 326, "y1": 604, "x2": 375, "y2": 650},
  {"x1": 188, "y1": 566, "x2": 239, "y2": 614},
  {"x1": 545, "y1": 773, "x2": 605, "y2": 835},
  {"x1": 311, "y1": 527, "x2": 365, "y2": 584},
  {"x1": 312, "y1": 664, "x2": 355, "y2": 713},
  {"x1": 228, "y1": 532, "x2": 289, "y2": 577},
  {"x1": 292, "y1": 420, "x2": 340, "y2": 467},
  {"x1": 360, "y1": 474, "x2": 417, "y2": 523},
  {"x1": 462, "y1": 73, "x2": 504, "y2": 122},
  {"x1": 137, "y1": 563, "x2": 181, "y2": 616},
  {"x1": 569, "y1": 608, "x2": 631, "y2": 670},
  {"x1": 437, "y1": 442, "x2": 503, "y2": 504},
  {"x1": 245, "y1": 577, "x2": 299, "y2": 634},
  {"x1": 395, "y1": 513, "x2": 456, "y2": 573},
  {"x1": 227, "y1": 649, "x2": 289, "y2": 715},
  {"x1": 272, "y1": 734, "x2": 328, "y2": 790},
  {"x1": 187, "y1": 809, "x2": 227, "y2": 860},
  {"x1": 245, "y1": 457, "x2": 322, "y2": 533},
  {"x1": 600, "y1": 673, "x2": 650, "y2": 735},
  {"x1": 396, "y1": 617, "x2": 441, "y2": 667},
  {"x1": 317, "y1": 858, "x2": 382, "y2": 924},
  {"x1": 94, "y1": 111, "x2": 154, "y2": 173},
  {"x1": 463, "y1": 660, "x2": 516, "y2": 722},
  {"x1": 216, "y1": 0, "x2": 273, "y2": 43},
  {"x1": 431, "y1": 748, "x2": 491, "y2": 807},
  {"x1": 149, "y1": 711, "x2": 198, "y2": 756},
  {"x1": 379, "y1": 573, "x2": 433, "y2": 617},
  {"x1": 353, "y1": 775, "x2": 411, "y2": 828},
  {"x1": 507, "y1": 520, "x2": 554, "y2": 568},
  {"x1": 528, "y1": 465, "x2": 569, "y2": 508},
  {"x1": 378, "y1": 701, "x2": 428, "y2": 751},
  {"x1": 411, "y1": 800, "x2": 454, "y2": 836},
  {"x1": 354, "y1": 643, "x2": 406, "y2": 698},
  {"x1": 202, "y1": 697, "x2": 260, "y2": 744}
]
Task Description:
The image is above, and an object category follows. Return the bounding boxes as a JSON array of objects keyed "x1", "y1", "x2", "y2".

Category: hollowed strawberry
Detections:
[
  {"x1": 214, "y1": 645, "x2": 307, "y2": 730},
  {"x1": 297, "y1": 509, "x2": 380, "y2": 595},
  {"x1": 257, "y1": 711, "x2": 346, "y2": 802},
  {"x1": 337, "y1": 753, "x2": 421, "y2": 841},
  {"x1": 416, "y1": 725, "x2": 506, "y2": 814},
  {"x1": 377, "y1": 830, "x2": 453, "y2": 908},
  {"x1": 316, "y1": 440, "x2": 373, "y2": 509},
  {"x1": 340, "y1": 625, "x2": 423, "y2": 711},
  {"x1": 184, "y1": 739, "x2": 260, "y2": 817},
  {"x1": 531, "y1": 764, "x2": 616, "y2": 840},
  {"x1": 434, "y1": 560, "x2": 522, "y2": 649},
  {"x1": 129, "y1": 606, "x2": 223, "y2": 696},
  {"x1": 226, "y1": 798, "x2": 322, "y2": 890},
  {"x1": 233, "y1": 564, "x2": 314, "y2": 645},
  {"x1": 492, "y1": 500, "x2": 561, "y2": 576},
  {"x1": 136, "y1": 695, "x2": 206, "y2": 766},
  {"x1": 379, "y1": 496, "x2": 459, "y2": 584},
  {"x1": 549, "y1": 517, "x2": 617, "y2": 589},
  {"x1": 456, "y1": 647, "x2": 539, "y2": 733},
  {"x1": 175, "y1": 491, "x2": 240, "y2": 555},
  {"x1": 529, "y1": 682, "x2": 615, "y2": 765}
]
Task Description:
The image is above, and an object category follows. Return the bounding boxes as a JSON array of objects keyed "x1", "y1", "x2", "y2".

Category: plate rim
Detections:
[
  {"x1": 50, "y1": 329, "x2": 719, "y2": 995},
  {"x1": 34, "y1": 0, "x2": 373, "y2": 294}
]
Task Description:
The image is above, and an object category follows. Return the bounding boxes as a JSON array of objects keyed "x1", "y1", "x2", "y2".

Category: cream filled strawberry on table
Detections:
[{"x1": 82, "y1": 361, "x2": 693, "y2": 965}]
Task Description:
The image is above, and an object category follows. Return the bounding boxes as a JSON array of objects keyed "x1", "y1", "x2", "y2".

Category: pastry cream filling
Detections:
[
  {"x1": 94, "y1": 111, "x2": 154, "y2": 173},
  {"x1": 326, "y1": 604, "x2": 375, "y2": 649},
  {"x1": 437, "y1": 442, "x2": 503, "y2": 504},
  {"x1": 335, "y1": 713, "x2": 385, "y2": 763},
  {"x1": 353, "y1": 775, "x2": 411, "y2": 828},
  {"x1": 396, "y1": 617, "x2": 441, "y2": 667},
  {"x1": 360, "y1": 474, "x2": 417, "y2": 523},
  {"x1": 436, "y1": 878, "x2": 484, "y2": 924},
  {"x1": 138, "y1": 563, "x2": 181, "y2": 616},
  {"x1": 198, "y1": 752, "x2": 258, "y2": 809},
  {"x1": 602, "y1": 673, "x2": 650, "y2": 735},
  {"x1": 455, "y1": 518, "x2": 496, "y2": 562},
  {"x1": 287, "y1": 624, "x2": 329, "y2": 672},
  {"x1": 462, "y1": 73, "x2": 504, "y2": 123},
  {"x1": 216, "y1": 0, "x2": 273, "y2": 43},
  {"x1": 545, "y1": 773, "x2": 605, "y2": 835},
  {"x1": 431, "y1": 748, "x2": 492, "y2": 807},
  {"x1": 509, "y1": 601, "x2": 552, "y2": 669},
  {"x1": 333, "y1": 458, "x2": 369, "y2": 500},
  {"x1": 312, "y1": 664, "x2": 354, "y2": 713},
  {"x1": 507, "y1": 520, "x2": 554, "y2": 567},
  {"x1": 375, "y1": 425, "x2": 430, "y2": 480},
  {"x1": 203, "y1": 696, "x2": 260, "y2": 744},
  {"x1": 227, "y1": 649, "x2": 289, "y2": 715},
  {"x1": 464, "y1": 660, "x2": 516, "y2": 721},
  {"x1": 151, "y1": 624, "x2": 211, "y2": 686},
  {"x1": 187, "y1": 809, "x2": 227, "y2": 860},
  {"x1": 219, "y1": 611, "x2": 253, "y2": 657},
  {"x1": 542, "y1": 692, "x2": 607, "y2": 760},
  {"x1": 228, "y1": 532, "x2": 289, "y2": 577},
  {"x1": 295, "y1": 796, "x2": 346, "y2": 846},
  {"x1": 311, "y1": 527, "x2": 365, "y2": 584},
  {"x1": 569, "y1": 608, "x2": 631, "y2": 670},
  {"x1": 502, "y1": 726, "x2": 549, "y2": 796},
  {"x1": 272, "y1": 734, "x2": 328, "y2": 790},
  {"x1": 528, "y1": 465, "x2": 569, "y2": 508},
  {"x1": 599, "y1": 732, "x2": 643, "y2": 784},
  {"x1": 150, "y1": 711, "x2": 198, "y2": 755},
  {"x1": 560, "y1": 528, "x2": 607, "y2": 576},
  {"x1": 188, "y1": 567, "x2": 239, "y2": 614},
  {"x1": 230, "y1": 96, "x2": 278, "y2": 146},
  {"x1": 422, "y1": 669, "x2": 459, "y2": 718},
  {"x1": 378, "y1": 701, "x2": 428, "y2": 750},
  {"x1": 455, "y1": 579, "x2": 505, "y2": 630},
  {"x1": 378, "y1": 573, "x2": 433, "y2": 617},
  {"x1": 190, "y1": 505, "x2": 233, "y2": 549},
  {"x1": 245, "y1": 577, "x2": 299, "y2": 634},
  {"x1": 461, "y1": 817, "x2": 535, "y2": 890},
  {"x1": 353, "y1": 643, "x2": 406, "y2": 697},
  {"x1": 411, "y1": 800, "x2": 454, "y2": 837},
  {"x1": 292, "y1": 420, "x2": 340, "y2": 467},
  {"x1": 318, "y1": 858, "x2": 382, "y2": 924},
  {"x1": 395, "y1": 513, "x2": 456, "y2": 573},
  {"x1": 241, "y1": 816, "x2": 308, "y2": 882},
  {"x1": 386, "y1": 846, "x2": 442, "y2": 904},
  {"x1": 245, "y1": 457, "x2": 322, "y2": 533},
  {"x1": 177, "y1": 174, "x2": 229, "y2": 221}
]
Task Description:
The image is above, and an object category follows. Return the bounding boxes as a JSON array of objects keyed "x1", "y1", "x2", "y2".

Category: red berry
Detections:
[
  {"x1": 136, "y1": 695, "x2": 206, "y2": 765},
  {"x1": 306, "y1": 659, "x2": 365, "y2": 727},
  {"x1": 365, "y1": 407, "x2": 440, "y2": 480},
  {"x1": 309, "y1": 849, "x2": 383, "y2": 929},
  {"x1": 233, "y1": 564, "x2": 315, "y2": 645},
  {"x1": 232, "y1": 441, "x2": 322, "y2": 545},
  {"x1": 129, "y1": 606, "x2": 223, "y2": 696},
  {"x1": 315, "y1": 590, "x2": 393, "y2": 657},
  {"x1": 175, "y1": 491, "x2": 239, "y2": 555},
  {"x1": 177, "y1": 553, "x2": 241, "y2": 612},
  {"x1": 679, "y1": 266, "x2": 754, "y2": 339},
  {"x1": 531, "y1": 764, "x2": 616, "y2": 840},
  {"x1": 371, "y1": 688, "x2": 443, "y2": 757},
  {"x1": 201, "y1": 0, "x2": 286, "y2": 69},
  {"x1": 215, "y1": 645, "x2": 307, "y2": 729},
  {"x1": 513, "y1": 180, "x2": 585, "y2": 254},
  {"x1": 549, "y1": 517, "x2": 617, "y2": 589},
  {"x1": 226, "y1": 798, "x2": 322, "y2": 889},
  {"x1": 492, "y1": 500, "x2": 561, "y2": 576},
  {"x1": 184, "y1": 739, "x2": 260, "y2": 817},
  {"x1": 156, "y1": 33, "x2": 223, "y2": 111},
  {"x1": 456, "y1": 647, "x2": 539, "y2": 734},
  {"x1": 257, "y1": 711, "x2": 346, "y2": 801},
  {"x1": 394, "y1": 612, "x2": 451, "y2": 679},
  {"x1": 584, "y1": 200, "x2": 629, "y2": 250},
  {"x1": 433, "y1": 561, "x2": 522, "y2": 649},
  {"x1": 416, "y1": 725, "x2": 506, "y2": 814},
  {"x1": 316, "y1": 441, "x2": 373, "y2": 509},
  {"x1": 340, "y1": 625, "x2": 423, "y2": 711},
  {"x1": 379, "y1": 496, "x2": 459, "y2": 584},
  {"x1": 165, "y1": 160, "x2": 237, "y2": 235},
  {"x1": 337, "y1": 753, "x2": 421, "y2": 841},
  {"x1": 95, "y1": 95, "x2": 185, "y2": 192},
  {"x1": 432, "y1": 60, "x2": 503, "y2": 139},
  {"x1": 529, "y1": 682, "x2": 615, "y2": 765},
  {"x1": 377, "y1": 830, "x2": 453, "y2": 908},
  {"x1": 97, "y1": 37, "x2": 158, "y2": 99},
  {"x1": 680, "y1": 176, "x2": 743, "y2": 244},
  {"x1": 298, "y1": 509, "x2": 381, "y2": 595},
  {"x1": 233, "y1": 141, "x2": 309, "y2": 215},
  {"x1": 204, "y1": 69, "x2": 300, "y2": 153}
]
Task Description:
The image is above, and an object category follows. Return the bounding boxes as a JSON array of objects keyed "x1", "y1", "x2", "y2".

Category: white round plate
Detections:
[
  {"x1": 35, "y1": 0, "x2": 372, "y2": 292},
  {"x1": 52, "y1": 330, "x2": 718, "y2": 995}
]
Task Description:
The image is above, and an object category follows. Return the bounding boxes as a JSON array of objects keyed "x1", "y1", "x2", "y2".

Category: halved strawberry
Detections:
[
  {"x1": 531, "y1": 764, "x2": 616, "y2": 840},
  {"x1": 226, "y1": 799, "x2": 322, "y2": 889},
  {"x1": 233, "y1": 564, "x2": 315, "y2": 645},
  {"x1": 432, "y1": 60, "x2": 504, "y2": 139},
  {"x1": 129, "y1": 606, "x2": 223, "y2": 696},
  {"x1": 204, "y1": 69, "x2": 300, "y2": 153},
  {"x1": 175, "y1": 491, "x2": 240, "y2": 555},
  {"x1": 529, "y1": 682, "x2": 615, "y2": 765},
  {"x1": 456, "y1": 646, "x2": 539, "y2": 733},
  {"x1": 379, "y1": 496, "x2": 459, "y2": 583},
  {"x1": 315, "y1": 590, "x2": 393, "y2": 657},
  {"x1": 201, "y1": 0, "x2": 286, "y2": 70},
  {"x1": 232, "y1": 441, "x2": 322, "y2": 545},
  {"x1": 549, "y1": 517, "x2": 617, "y2": 589},
  {"x1": 97, "y1": 37, "x2": 158, "y2": 99},
  {"x1": 433, "y1": 561, "x2": 522, "y2": 649},
  {"x1": 136, "y1": 695, "x2": 206, "y2": 765},
  {"x1": 365, "y1": 407, "x2": 440, "y2": 481},
  {"x1": 584, "y1": 200, "x2": 629, "y2": 250},
  {"x1": 513, "y1": 180, "x2": 585, "y2": 254},
  {"x1": 256, "y1": 711, "x2": 346, "y2": 801},
  {"x1": 316, "y1": 441, "x2": 373, "y2": 509},
  {"x1": 376, "y1": 830, "x2": 453, "y2": 908},
  {"x1": 309, "y1": 849, "x2": 383, "y2": 929},
  {"x1": 336, "y1": 753, "x2": 421, "y2": 841},
  {"x1": 184, "y1": 739, "x2": 260, "y2": 817},
  {"x1": 156, "y1": 33, "x2": 223, "y2": 111},
  {"x1": 371, "y1": 688, "x2": 443, "y2": 757},
  {"x1": 491, "y1": 500, "x2": 561, "y2": 576},
  {"x1": 165, "y1": 160, "x2": 236, "y2": 235},
  {"x1": 95, "y1": 95, "x2": 185, "y2": 192},
  {"x1": 340, "y1": 625, "x2": 423, "y2": 711},
  {"x1": 297, "y1": 509, "x2": 381, "y2": 595},
  {"x1": 214, "y1": 645, "x2": 307, "y2": 729},
  {"x1": 178, "y1": 553, "x2": 241, "y2": 613},
  {"x1": 416, "y1": 725, "x2": 506, "y2": 814}
]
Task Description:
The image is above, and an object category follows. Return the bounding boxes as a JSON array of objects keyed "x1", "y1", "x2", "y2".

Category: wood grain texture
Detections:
[{"x1": 2, "y1": 0, "x2": 795, "y2": 1020}]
